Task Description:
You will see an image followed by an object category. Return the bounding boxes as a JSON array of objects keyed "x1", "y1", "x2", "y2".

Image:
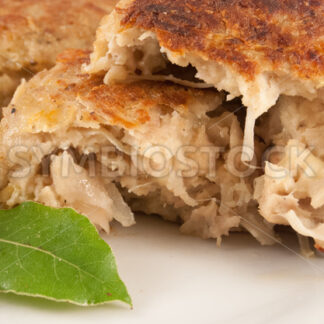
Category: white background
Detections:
[{"x1": 1, "y1": 214, "x2": 324, "y2": 324}]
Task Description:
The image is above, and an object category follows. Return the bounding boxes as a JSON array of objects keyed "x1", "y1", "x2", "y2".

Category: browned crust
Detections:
[
  {"x1": 118, "y1": 0, "x2": 324, "y2": 81},
  {"x1": 56, "y1": 49, "x2": 92, "y2": 67},
  {"x1": 0, "y1": 0, "x2": 118, "y2": 106},
  {"x1": 47, "y1": 50, "x2": 218, "y2": 128},
  {"x1": 0, "y1": 0, "x2": 117, "y2": 72}
]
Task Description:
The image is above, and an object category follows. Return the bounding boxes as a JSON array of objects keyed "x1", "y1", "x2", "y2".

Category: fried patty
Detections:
[
  {"x1": 0, "y1": 0, "x2": 118, "y2": 106},
  {"x1": 119, "y1": 0, "x2": 324, "y2": 82},
  {"x1": 86, "y1": 0, "x2": 324, "y2": 158},
  {"x1": 0, "y1": 49, "x2": 273, "y2": 244}
]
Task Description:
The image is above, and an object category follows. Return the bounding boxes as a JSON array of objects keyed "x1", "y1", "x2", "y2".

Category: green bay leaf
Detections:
[{"x1": 0, "y1": 202, "x2": 131, "y2": 306}]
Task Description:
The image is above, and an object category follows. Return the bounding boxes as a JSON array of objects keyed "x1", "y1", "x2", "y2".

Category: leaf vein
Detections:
[{"x1": 0, "y1": 238, "x2": 104, "y2": 284}]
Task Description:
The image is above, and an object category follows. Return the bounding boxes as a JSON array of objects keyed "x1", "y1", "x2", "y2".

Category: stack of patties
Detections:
[
  {"x1": 82, "y1": 0, "x2": 324, "y2": 250},
  {"x1": 0, "y1": 49, "x2": 273, "y2": 244},
  {"x1": 86, "y1": 0, "x2": 324, "y2": 159},
  {"x1": 0, "y1": 0, "x2": 118, "y2": 106},
  {"x1": 1, "y1": 0, "x2": 323, "y2": 249}
]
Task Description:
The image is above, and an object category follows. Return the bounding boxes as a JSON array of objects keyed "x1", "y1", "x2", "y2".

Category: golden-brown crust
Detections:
[
  {"x1": 118, "y1": 0, "x2": 324, "y2": 81},
  {"x1": 56, "y1": 49, "x2": 92, "y2": 67},
  {"x1": 0, "y1": 0, "x2": 117, "y2": 72},
  {"x1": 63, "y1": 51, "x2": 216, "y2": 127},
  {"x1": 8, "y1": 49, "x2": 219, "y2": 130},
  {"x1": 0, "y1": 0, "x2": 118, "y2": 106}
]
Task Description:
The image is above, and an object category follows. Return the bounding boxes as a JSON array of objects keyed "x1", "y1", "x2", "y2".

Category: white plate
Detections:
[{"x1": 0, "y1": 214, "x2": 324, "y2": 324}]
